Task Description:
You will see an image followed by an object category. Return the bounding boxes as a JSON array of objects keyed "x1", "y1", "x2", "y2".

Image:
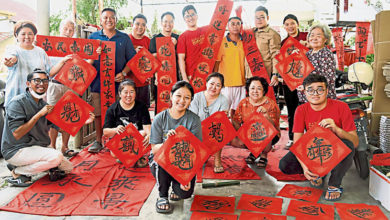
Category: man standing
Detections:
[
  {"x1": 279, "y1": 74, "x2": 359, "y2": 201},
  {"x1": 88, "y1": 8, "x2": 136, "y2": 153},
  {"x1": 214, "y1": 17, "x2": 246, "y2": 117},
  {"x1": 177, "y1": 5, "x2": 208, "y2": 82}
]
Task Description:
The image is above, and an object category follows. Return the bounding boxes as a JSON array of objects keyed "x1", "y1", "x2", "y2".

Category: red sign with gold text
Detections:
[
  {"x1": 332, "y1": 28, "x2": 345, "y2": 70},
  {"x1": 156, "y1": 37, "x2": 177, "y2": 113},
  {"x1": 355, "y1": 22, "x2": 370, "y2": 62},
  {"x1": 55, "y1": 54, "x2": 97, "y2": 96},
  {"x1": 100, "y1": 41, "x2": 116, "y2": 127},
  {"x1": 126, "y1": 47, "x2": 161, "y2": 84},
  {"x1": 46, "y1": 90, "x2": 94, "y2": 136},
  {"x1": 36, "y1": 35, "x2": 100, "y2": 59}
]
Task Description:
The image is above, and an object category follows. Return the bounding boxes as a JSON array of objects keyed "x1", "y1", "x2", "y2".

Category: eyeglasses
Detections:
[
  {"x1": 30, "y1": 78, "x2": 49, "y2": 85},
  {"x1": 306, "y1": 87, "x2": 325, "y2": 95},
  {"x1": 184, "y1": 13, "x2": 196, "y2": 20}
]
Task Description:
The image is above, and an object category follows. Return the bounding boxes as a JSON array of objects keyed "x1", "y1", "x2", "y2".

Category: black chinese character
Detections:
[
  {"x1": 25, "y1": 193, "x2": 65, "y2": 208},
  {"x1": 159, "y1": 44, "x2": 171, "y2": 56},
  {"x1": 348, "y1": 208, "x2": 374, "y2": 219},
  {"x1": 208, "y1": 122, "x2": 224, "y2": 142},
  {"x1": 104, "y1": 89, "x2": 114, "y2": 100},
  {"x1": 297, "y1": 206, "x2": 325, "y2": 216},
  {"x1": 170, "y1": 141, "x2": 194, "y2": 170},
  {"x1": 250, "y1": 199, "x2": 272, "y2": 209},
  {"x1": 193, "y1": 78, "x2": 204, "y2": 88},
  {"x1": 286, "y1": 59, "x2": 303, "y2": 78},
  {"x1": 102, "y1": 44, "x2": 112, "y2": 53},
  {"x1": 119, "y1": 136, "x2": 138, "y2": 155},
  {"x1": 68, "y1": 65, "x2": 85, "y2": 82},
  {"x1": 60, "y1": 102, "x2": 80, "y2": 122},
  {"x1": 83, "y1": 43, "x2": 94, "y2": 56},
  {"x1": 94, "y1": 193, "x2": 128, "y2": 209},
  {"x1": 293, "y1": 190, "x2": 312, "y2": 196},
  {"x1": 247, "y1": 45, "x2": 258, "y2": 56},
  {"x1": 242, "y1": 32, "x2": 253, "y2": 43},
  {"x1": 161, "y1": 60, "x2": 172, "y2": 72},
  {"x1": 109, "y1": 176, "x2": 140, "y2": 191},
  {"x1": 42, "y1": 38, "x2": 52, "y2": 52},
  {"x1": 102, "y1": 55, "x2": 113, "y2": 66},
  {"x1": 42, "y1": 173, "x2": 92, "y2": 187},
  {"x1": 160, "y1": 75, "x2": 172, "y2": 86},
  {"x1": 160, "y1": 91, "x2": 170, "y2": 103},
  {"x1": 212, "y1": 20, "x2": 223, "y2": 31},
  {"x1": 74, "y1": 160, "x2": 99, "y2": 171},
  {"x1": 250, "y1": 57, "x2": 264, "y2": 72},
  {"x1": 201, "y1": 199, "x2": 231, "y2": 210},
  {"x1": 250, "y1": 122, "x2": 267, "y2": 141},
  {"x1": 138, "y1": 56, "x2": 152, "y2": 72},
  {"x1": 218, "y1": 5, "x2": 228, "y2": 15},
  {"x1": 102, "y1": 67, "x2": 113, "y2": 77},
  {"x1": 202, "y1": 47, "x2": 214, "y2": 59},
  {"x1": 307, "y1": 137, "x2": 332, "y2": 165},
  {"x1": 104, "y1": 100, "x2": 113, "y2": 108},
  {"x1": 56, "y1": 41, "x2": 67, "y2": 53},
  {"x1": 70, "y1": 40, "x2": 81, "y2": 53},
  {"x1": 198, "y1": 63, "x2": 209, "y2": 75},
  {"x1": 208, "y1": 33, "x2": 218, "y2": 46}
]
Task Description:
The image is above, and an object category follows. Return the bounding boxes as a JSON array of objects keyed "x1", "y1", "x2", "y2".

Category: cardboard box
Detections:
[{"x1": 369, "y1": 166, "x2": 390, "y2": 211}]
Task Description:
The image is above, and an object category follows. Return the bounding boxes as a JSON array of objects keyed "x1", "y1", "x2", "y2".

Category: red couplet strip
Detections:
[
  {"x1": 153, "y1": 125, "x2": 211, "y2": 186},
  {"x1": 105, "y1": 123, "x2": 151, "y2": 167},
  {"x1": 335, "y1": 203, "x2": 388, "y2": 220},
  {"x1": 239, "y1": 211, "x2": 287, "y2": 220},
  {"x1": 370, "y1": 153, "x2": 390, "y2": 166},
  {"x1": 190, "y1": 195, "x2": 235, "y2": 214},
  {"x1": 332, "y1": 28, "x2": 345, "y2": 71},
  {"x1": 126, "y1": 47, "x2": 161, "y2": 84},
  {"x1": 46, "y1": 90, "x2": 94, "y2": 136},
  {"x1": 237, "y1": 193, "x2": 283, "y2": 214},
  {"x1": 286, "y1": 200, "x2": 334, "y2": 220},
  {"x1": 36, "y1": 35, "x2": 100, "y2": 59},
  {"x1": 289, "y1": 125, "x2": 352, "y2": 177},
  {"x1": 55, "y1": 54, "x2": 97, "y2": 96},
  {"x1": 156, "y1": 37, "x2": 177, "y2": 113},
  {"x1": 190, "y1": 211, "x2": 238, "y2": 220},
  {"x1": 355, "y1": 22, "x2": 370, "y2": 62},
  {"x1": 100, "y1": 41, "x2": 116, "y2": 127},
  {"x1": 276, "y1": 184, "x2": 323, "y2": 203}
]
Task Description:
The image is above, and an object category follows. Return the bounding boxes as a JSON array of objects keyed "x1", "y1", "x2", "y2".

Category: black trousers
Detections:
[
  {"x1": 282, "y1": 85, "x2": 299, "y2": 140},
  {"x1": 279, "y1": 139, "x2": 355, "y2": 188},
  {"x1": 149, "y1": 156, "x2": 195, "y2": 199}
]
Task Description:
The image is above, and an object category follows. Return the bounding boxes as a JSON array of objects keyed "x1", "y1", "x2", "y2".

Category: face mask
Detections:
[{"x1": 29, "y1": 88, "x2": 46, "y2": 99}]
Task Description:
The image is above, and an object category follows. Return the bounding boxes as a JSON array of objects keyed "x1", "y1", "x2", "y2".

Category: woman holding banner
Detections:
[
  {"x1": 149, "y1": 81, "x2": 202, "y2": 213},
  {"x1": 189, "y1": 72, "x2": 229, "y2": 173},
  {"x1": 233, "y1": 76, "x2": 280, "y2": 168}
]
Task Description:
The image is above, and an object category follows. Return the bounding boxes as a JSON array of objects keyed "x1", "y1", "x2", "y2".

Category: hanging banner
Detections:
[
  {"x1": 237, "y1": 194, "x2": 283, "y2": 214},
  {"x1": 239, "y1": 212, "x2": 287, "y2": 220},
  {"x1": 126, "y1": 47, "x2": 161, "y2": 84},
  {"x1": 355, "y1": 22, "x2": 370, "y2": 62},
  {"x1": 100, "y1": 41, "x2": 116, "y2": 127},
  {"x1": 276, "y1": 184, "x2": 323, "y2": 203},
  {"x1": 46, "y1": 90, "x2": 94, "y2": 136},
  {"x1": 54, "y1": 54, "x2": 97, "y2": 96},
  {"x1": 36, "y1": 35, "x2": 100, "y2": 60},
  {"x1": 156, "y1": 37, "x2": 177, "y2": 113},
  {"x1": 287, "y1": 200, "x2": 334, "y2": 220},
  {"x1": 335, "y1": 203, "x2": 388, "y2": 220},
  {"x1": 332, "y1": 28, "x2": 345, "y2": 71},
  {"x1": 190, "y1": 195, "x2": 235, "y2": 214},
  {"x1": 242, "y1": 29, "x2": 276, "y2": 101}
]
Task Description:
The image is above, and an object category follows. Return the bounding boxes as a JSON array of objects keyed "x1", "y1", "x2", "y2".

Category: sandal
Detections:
[
  {"x1": 63, "y1": 149, "x2": 79, "y2": 157},
  {"x1": 6, "y1": 174, "x2": 33, "y2": 187},
  {"x1": 309, "y1": 176, "x2": 325, "y2": 188},
  {"x1": 214, "y1": 166, "x2": 225, "y2": 173},
  {"x1": 245, "y1": 153, "x2": 256, "y2": 164},
  {"x1": 156, "y1": 197, "x2": 173, "y2": 213},
  {"x1": 169, "y1": 191, "x2": 181, "y2": 201},
  {"x1": 256, "y1": 157, "x2": 268, "y2": 168},
  {"x1": 323, "y1": 187, "x2": 343, "y2": 201}
]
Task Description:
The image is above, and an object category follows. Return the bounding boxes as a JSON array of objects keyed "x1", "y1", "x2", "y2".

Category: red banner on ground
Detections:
[
  {"x1": 153, "y1": 126, "x2": 210, "y2": 186},
  {"x1": 289, "y1": 125, "x2": 352, "y2": 177},
  {"x1": 46, "y1": 90, "x2": 94, "y2": 136},
  {"x1": 190, "y1": 211, "x2": 238, "y2": 220},
  {"x1": 126, "y1": 47, "x2": 161, "y2": 84},
  {"x1": 105, "y1": 123, "x2": 151, "y2": 167},
  {"x1": 100, "y1": 41, "x2": 116, "y2": 127},
  {"x1": 237, "y1": 112, "x2": 278, "y2": 158},
  {"x1": 332, "y1": 28, "x2": 345, "y2": 70},
  {"x1": 239, "y1": 211, "x2": 287, "y2": 220},
  {"x1": 370, "y1": 153, "x2": 390, "y2": 166},
  {"x1": 287, "y1": 200, "x2": 334, "y2": 220},
  {"x1": 355, "y1": 22, "x2": 370, "y2": 62},
  {"x1": 335, "y1": 203, "x2": 388, "y2": 220},
  {"x1": 55, "y1": 54, "x2": 97, "y2": 96},
  {"x1": 156, "y1": 37, "x2": 177, "y2": 113},
  {"x1": 36, "y1": 35, "x2": 99, "y2": 59},
  {"x1": 237, "y1": 194, "x2": 283, "y2": 214},
  {"x1": 190, "y1": 195, "x2": 235, "y2": 214},
  {"x1": 276, "y1": 184, "x2": 323, "y2": 203}
]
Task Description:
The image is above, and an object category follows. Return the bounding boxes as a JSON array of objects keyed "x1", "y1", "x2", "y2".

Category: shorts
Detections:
[
  {"x1": 88, "y1": 92, "x2": 101, "y2": 116},
  {"x1": 221, "y1": 86, "x2": 246, "y2": 110},
  {"x1": 47, "y1": 82, "x2": 69, "y2": 105}
]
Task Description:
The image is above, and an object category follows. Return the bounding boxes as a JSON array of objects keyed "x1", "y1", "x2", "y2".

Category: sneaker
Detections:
[
  {"x1": 88, "y1": 141, "x2": 103, "y2": 153},
  {"x1": 284, "y1": 140, "x2": 294, "y2": 149}
]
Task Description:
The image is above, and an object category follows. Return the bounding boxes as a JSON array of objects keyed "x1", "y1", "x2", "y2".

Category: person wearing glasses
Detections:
[
  {"x1": 1, "y1": 69, "x2": 94, "y2": 187},
  {"x1": 177, "y1": 5, "x2": 208, "y2": 82},
  {"x1": 189, "y1": 72, "x2": 229, "y2": 173},
  {"x1": 279, "y1": 74, "x2": 358, "y2": 201}
]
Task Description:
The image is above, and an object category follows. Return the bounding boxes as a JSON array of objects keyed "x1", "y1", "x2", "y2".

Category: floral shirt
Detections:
[{"x1": 298, "y1": 47, "x2": 336, "y2": 103}]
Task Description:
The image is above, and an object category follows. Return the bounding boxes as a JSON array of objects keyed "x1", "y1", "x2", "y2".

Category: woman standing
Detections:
[
  {"x1": 3, "y1": 20, "x2": 50, "y2": 107},
  {"x1": 233, "y1": 76, "x2": 280, "y2": 168},
  {"x1": 149, "y1": 81, "x2": 201, "y2": 213},
  {"x1": 189, "y1": 72, "x2": 229, "y2": 173}
]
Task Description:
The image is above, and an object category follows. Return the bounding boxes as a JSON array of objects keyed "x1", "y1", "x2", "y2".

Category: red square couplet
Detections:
[
  {"x1": 201, "y1": 111, "x2": 236, "y2": 155},
  {"x1": 239, "y1": 211, "x2": 287, "y2": 220},
  {"x1": 54, "y1": 54, "x2": 97, "y2": 96},
  {"x1": 237, "y1": 112, "x2": 278, "y2": 158},
  {"x1": 190, "y1": 211, "x2": 237, "y2": 220},
  {"x1": 190, "y1": 195, "x2": 235, "y2": 214},
  {"x1": 289, "y1": 125, "x2": 352, "y2": 177},
  {"x1": 105, "y1": 123, "x2": 151, "y2": 167},
  {"x1": 277, "y1": 36, "x2": 309, "y2": 62},
  {"x1": 126, "y1": 47, "x2": 161, "y2": 84},
  {"x1": 46, "y1": 90, "x2": 94, "y2": 136},
  {"x1": 287, "y1": 200, "x2": 334, "y2": 220},
  {"x1": 335, "y1": 203, "x2": 388, "y2": 220},
  {"x1": 153, "y1": 126, "x2": 210, "y2": 186},
  {"x1": 237, "y1": 193, "x2": 283, "y2": 214},
  {"x1": 276, "y1": 184, "x2": 323, "y2": 203}
]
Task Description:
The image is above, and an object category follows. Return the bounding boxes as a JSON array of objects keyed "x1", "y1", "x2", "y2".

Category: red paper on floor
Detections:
[
  {"x1": 370, "y1": 153, "x2": 390, "y2": 166},
  {"x1": 277, "y1": 184, "x2": 323, "y2": 203},
  {"x1": 191, "y1": 195, "x2": 235, "y2": 214},
  {"x1": 335, "y1": 203, "x2": 388, "y2": 220},
  {"x1": 239, "y1": 211, "x2": 287, "y2": 220},
  {"x1": 202, "y1": 145, "x2": 261, "y2": 180},
  {"x1": 237, "y1": 194, "x2": 283, "y2": 214},
  {"x1": 286, "y1": 200, "x2": 334, "y2": 220},
  {"x1": 190, "y1": 211, "x2": 238, "y2": 220}
]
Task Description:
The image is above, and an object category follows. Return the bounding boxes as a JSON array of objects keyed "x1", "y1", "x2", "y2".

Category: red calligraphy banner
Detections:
[
  {"x1": 100, "y1": 41, "x2": 116, "y2": 127},
  {"x1": 36, "y1": 35, "x2": 99, "y2": 59},
  {"x1": 332, "y1": 28, "x2": 345, "y2": 71},
  {"x1": 289, "y1": 125, "x2": 352, "y2": 177},
  {"x1": 190, "y1": 195, "x2": 235, "y2": 214},
  {"x1": 287, "y1": 200, "x2": 334, "y2": 220},
  {"x1": 190, "y1": 0, "x2": 233, "y2": 93},
  {"x1": 153, "y1": 126, "x2": 211, "y2": 186},
  {"x1": 335, "y1": 203, "x2": 388, "y2": 220},
  {"x1": 105, "y1": 123, "x2": 151, "y2": 167},
  {"x1": 237, "y1": 194, "x2": 283, "y2": 214},
  {"x1": 276, "y1": 36, "x2": 309, "y2": 62},
  {"x1": 190, "y1": 211, "x2": 238, "y2": 220},
  {"x1": 239, "y1": 211, "x2": 287, "y2": 220},
  {"x1": 355, "y1": 22, "x2": 370, "y2": 62},
  {"x1": 156, "y1": 37, "x2": 177, "y2": 113},
  {"x1": 46, "y1": 90, "x2": 94, "y2": 136},
  {"x1": 55, "y1": 54, "x2": 97, "y2": 96},
  {"x1": 370, "y1": 153, "x2": 390, "y2": 166},
  {"x1": 126, "y1": 47, "x2": 161, "y2": 84},
  {"x1": 242, "y1": 29, "x2": 276, "y2": 102},
  {"x1": 237, "y1": 112, "x2": 278, "y2": 157},
  {"x1": 276, "y1": 184, "x2": 323, "y2": 203}
]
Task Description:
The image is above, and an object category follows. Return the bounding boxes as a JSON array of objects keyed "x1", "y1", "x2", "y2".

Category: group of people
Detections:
[{"x1": 1, "y1": 4, "x2": 358, "y2": 214}]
